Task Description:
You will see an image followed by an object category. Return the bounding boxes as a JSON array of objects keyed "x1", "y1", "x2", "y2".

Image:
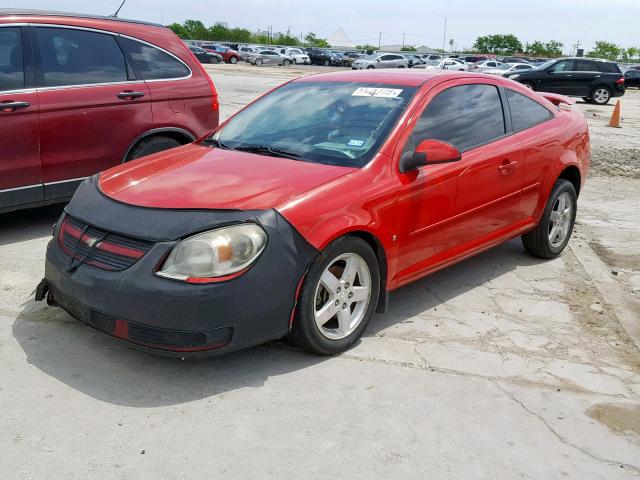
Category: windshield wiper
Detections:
[
  {"x1": 232, "y1": 144, "x2": 303, "y2": 160},
  {"x1": 202, "y1": 137, "x2": 230, "y2": 149}
]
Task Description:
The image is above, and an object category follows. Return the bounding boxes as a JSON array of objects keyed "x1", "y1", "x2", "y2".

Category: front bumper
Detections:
[{"x1": 40, "y1": 177, "x2": 318, "y2": 357}]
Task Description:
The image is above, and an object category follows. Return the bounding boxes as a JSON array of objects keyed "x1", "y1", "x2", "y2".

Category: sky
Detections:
[{"x1": 16, "y1": 0, "x2": 640, "y2": 53}]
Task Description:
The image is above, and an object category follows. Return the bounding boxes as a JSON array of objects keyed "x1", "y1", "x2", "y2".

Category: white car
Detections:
[
  {"x1": 413, "y1": 58, "x2": 469, "y2": 71},
  {"x1": 483, "y1": 62, "x2": 535, "y2": 76},
  {"x1": 470, "y1": 60, "x2": 504, "y2": 72},
  {"x1": 278, "y1": 47, "x2": 310, "y2": 65}
]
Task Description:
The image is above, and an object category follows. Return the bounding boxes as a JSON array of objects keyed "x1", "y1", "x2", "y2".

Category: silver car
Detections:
[
  {"x1": 413, "y1": 58, "x2": 469, "y2": 71},
  {"x1": 351, "y1": 53, "x2": 409, "y2": 69},
  {"x1": 248, "y1": 50, "x2": 293, "y2": 66},
  {"x1": 470, "y1": 59, "x2": 504, "y2": 72},
  {"x1": 484, "y1": 62, "x2": 534, "y2": 76}
]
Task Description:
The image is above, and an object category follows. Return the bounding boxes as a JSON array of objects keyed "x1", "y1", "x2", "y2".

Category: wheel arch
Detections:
[
  {"x1": 558, "y1": 164, "x2": 582, "y2": 197},
  {"x1": 122, "y1": 127, "x2": 196, "y2": 162}
]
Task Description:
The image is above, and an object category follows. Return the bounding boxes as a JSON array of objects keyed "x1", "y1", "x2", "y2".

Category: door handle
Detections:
[
  {"x1": 0, "y1": 100, "x2": 31, "y2": 112},
  {"x1": 498, "y1": 160, "x2": 518, "y2": 173},
  {"x1": 117, "y1": 91, "x2": 145, "y2": 100}
]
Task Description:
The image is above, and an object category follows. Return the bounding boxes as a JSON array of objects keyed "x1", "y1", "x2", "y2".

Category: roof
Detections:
[
  {"x1": 327, "y1": 28, "x2": 355, "y2": 48},
  {"x1": 0, "y1": 9, "x2": 163, "y2": 27},
  {"x1": 293, "y1": 69, "x2": 470, "y2": 87}
]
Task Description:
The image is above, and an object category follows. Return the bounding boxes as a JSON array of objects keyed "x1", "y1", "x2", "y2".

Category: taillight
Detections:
[
  {"x1": 616, "y1": 77, "x2": 625, "y2": 85},
  {"x1": 203, "y1": 73, "x2": 219, "y2": 111}
]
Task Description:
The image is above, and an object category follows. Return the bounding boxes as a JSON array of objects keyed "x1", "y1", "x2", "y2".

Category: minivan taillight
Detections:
[{"x1": 615, "y1": 77, "x2": 625, "y2": 85}]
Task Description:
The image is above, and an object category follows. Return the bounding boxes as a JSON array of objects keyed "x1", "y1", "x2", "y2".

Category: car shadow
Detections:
[
  {"x1": 13, "y1": 238, "x2": 545, "y2": 408},
  {"x1": 0, "y1": 205, "x2": 64, "y2": 247}
]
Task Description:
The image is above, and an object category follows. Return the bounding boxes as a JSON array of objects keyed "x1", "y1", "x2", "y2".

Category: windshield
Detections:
[
  {"x1": 537, "y1": 60, "x2": 555, "y2": 70},
  {"x1": 208, "y1": 82, "x2": 417, "y2": 167}
]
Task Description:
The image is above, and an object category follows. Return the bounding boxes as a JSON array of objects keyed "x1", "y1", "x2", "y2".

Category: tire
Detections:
[
  {"x1": 283, "y1": 59, "x2": 291, "y2": 67},
  {"x1": 522, "y1": 179, "x2": 577, "y2": 259},
  {"x1": 582, "y1": 97, "x2": 591, "y2": 103},
  {"x1": 229, "y1": 56, "x2": 238, "y2": 64},
  {"x1": 521, "y1": 81, "x2": 535, "y2": 90},
  {"x1": 323, "y1": 59, "x2": 330, "y2": 66},
  {"x1": 255, "y1": 58, "x2": 263, "y2": 66},
  {"x1": 288, "y1": 236, "x2": 381, "y2": 355},
  {"x1": 366, "y1": 65, "x2": 375, "y2": 69},
  {"x1": 591, "y1": 86, "x2": 611, "y2": 105},
  {"x1": 126, "y1": 136, "x2": 182, "y2": 162}
]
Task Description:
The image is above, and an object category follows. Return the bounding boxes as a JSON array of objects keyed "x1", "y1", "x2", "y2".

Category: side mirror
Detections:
[
  {"x1": 376, "y1": 58, "x2": 381, "y2": 62},
  {"x1": 399, "y1": 140, "x2": 461, "y2": 173}
]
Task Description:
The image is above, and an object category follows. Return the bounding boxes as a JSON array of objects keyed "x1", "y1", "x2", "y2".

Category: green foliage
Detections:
[
  {"x1": 626, "y1": 47, "x2": 639, "y2": 61},
  {"x1": 167, "y1": 23, "x2": 189, "y2": 39},
  {"x1": 356, "y1": 44, "x2": 377, "y2": 52},
  {"x1": 400, "y1": 46, "x2": 416, "y2": 52},
  {"x1": 167, "y1": 20, "x2": 310, "y2": 46},
  {"x1": 587, "y1": 41, "x2": 621, "y2": 61},
  {"x1": 473, "y1": 34, "x2": 523, "y2": 55},
  {"x1": 305, "y1": 32, "x2": 330, "y2": 47},
  {"x1": 526, "y1": 40, "x2": 563, "y2": 57}
]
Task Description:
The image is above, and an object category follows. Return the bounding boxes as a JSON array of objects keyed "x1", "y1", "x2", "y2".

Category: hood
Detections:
[{"x1": 98, "y1": 144, "x2": 355, "y2": 210}]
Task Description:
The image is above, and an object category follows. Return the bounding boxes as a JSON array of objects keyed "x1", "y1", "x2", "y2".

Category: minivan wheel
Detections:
[
  {"x1": 126, "y1": 136, "x2": 182, "y2": 162},
  {"x1": 288, "y1": 236, "x2": 380, "y2": 355},
  {"x1": 522, "y1": 179, "x2": 577, "y2": 259},
  {"x1": 591, "y1": 87, "x2": 611, "y2": 105}
]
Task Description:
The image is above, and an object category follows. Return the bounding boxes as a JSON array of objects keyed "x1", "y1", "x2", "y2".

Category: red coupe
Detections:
[{"x1": 38, "y1": 70, "x2": 590, "y2": 357}]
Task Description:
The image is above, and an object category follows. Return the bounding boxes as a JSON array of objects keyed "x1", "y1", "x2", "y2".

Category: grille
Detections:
[{"x1": 58, "y1": 215, "x2": 152, "y2": 271}]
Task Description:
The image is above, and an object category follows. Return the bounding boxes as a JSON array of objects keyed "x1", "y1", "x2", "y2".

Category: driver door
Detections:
[
  {"x1": 539, "y1": 60, "x2": 576, "y2": 94},
  {"x1": 394, "y1": 79, "x2": 523, "y2": 286}
]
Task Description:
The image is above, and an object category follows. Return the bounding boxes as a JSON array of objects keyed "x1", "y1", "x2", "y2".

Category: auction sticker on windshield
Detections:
[{"x1": 352, "y1": 87, "x2": 403, "y2": 98}]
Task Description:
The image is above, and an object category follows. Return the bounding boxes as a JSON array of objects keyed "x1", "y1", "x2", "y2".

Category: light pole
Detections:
[{"x1": 442, "y1": 17, "x2": 447, "y2": 54}]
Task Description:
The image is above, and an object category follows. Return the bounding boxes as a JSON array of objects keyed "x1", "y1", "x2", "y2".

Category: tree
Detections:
[
  {"x1": 305, "y1": 32, "x2": 330, "y2": 48},
  {"x1": 627, "y1": 47, "x2": 639, "y2": 60},
  {"x1": 167, "y1": 23, "x2": 189, "y2": 39},
  {"x1": 587, "y1": 41, "x2": 621, "y2": 61},
  {"x1": 401, "y1": 46, "x2": 416, "y2": 52},
  {"x1": 526, "y1": 40, "x2": 563, "y2": 57},
  {"x1": 183, "y1": 19, "x2": 208, "y2": 40},
  {"x1": 278, "y1": 34, "x2": 300, "y2": 46},
  {"x1": 356, "y1": 44, "x2": 377, "y2": 52},
  {"x1": 473, "y1": 34, "x2": 523, "y2": 55}
]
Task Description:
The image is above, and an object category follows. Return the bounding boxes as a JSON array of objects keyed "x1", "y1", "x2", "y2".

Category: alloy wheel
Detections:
[
  {"x1": 593, "y1": 88, "x2": 610, "y2": 104},
  {"x1": 548, "y1": 192, "x2": 573, "y2": 248},
  {"x1": 313, "y1": 253, "x2": 372, "y2": 340}
]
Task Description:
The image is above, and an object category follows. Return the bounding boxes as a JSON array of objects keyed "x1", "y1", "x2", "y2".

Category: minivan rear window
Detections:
[{"x1": 119, "y1": 37, "x2": 190, "y2": 80}]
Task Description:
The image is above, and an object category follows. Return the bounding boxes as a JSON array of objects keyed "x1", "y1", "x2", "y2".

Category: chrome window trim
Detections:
[
  {"x1": 0, "y1": 24, "x2": 27, "y2": 93},
  {"x1": 26, "y1": 22, "x2": 192, "y2": 88},
  {"x1": 0, "y1": 183, "x2": 41, "y2": 193}
]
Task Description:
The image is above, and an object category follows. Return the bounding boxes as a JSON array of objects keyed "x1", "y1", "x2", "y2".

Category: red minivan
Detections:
[{"x1": 0, "y1": 10, "x2": 219, "y2": 213}]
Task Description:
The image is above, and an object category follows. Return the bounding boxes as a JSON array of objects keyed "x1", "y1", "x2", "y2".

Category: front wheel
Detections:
[
  {"x1": 255, "y1": 58, "x2": 263, "y2": 66},
  {"x1": 521, "y1": 81, "x2": 535, "y2": 90},
  {"x1": 522, "y1": 179, "x2": 577, "y2": 259},
  {"x1": 288, "y1": 236, "x2": 380, "y2": 355},
  {"x1": 229, "y1": 56, "x2": 238, "y2": 64},
  {"x1": 283, "y1": 59, "x2": 291, "y2": 67}
]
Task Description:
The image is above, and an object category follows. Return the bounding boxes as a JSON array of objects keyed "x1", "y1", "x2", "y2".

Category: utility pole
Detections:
[
  {"x1": 378, "y1": 31, "x2": 382, "y2": 49},
  {"x1": 442, "y1": 17, "x2": 447, "y2": 54},
  {"x1": 402, "y1": 32, "x2": 405, "y2": 48}
]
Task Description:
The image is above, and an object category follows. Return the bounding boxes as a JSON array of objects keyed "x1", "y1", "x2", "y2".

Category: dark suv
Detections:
[
  {"x1": 0, "y1": 10, "x2": 219, "y2": 213},
  {"x1": 306, "y1": 48, "x2": 334, "y2": 66},
  {"x1": 506, "y1": 57, "x2": 625, "y2": 104}
]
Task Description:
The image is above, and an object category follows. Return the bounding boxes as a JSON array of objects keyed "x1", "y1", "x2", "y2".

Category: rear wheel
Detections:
[
  {"x1": 283, "y1": 59, "x2": 291, "y2": 67},
  {"x1": 521, "y1": 81, "x2": 535, "y2": 90},
  {"x1": 255, "y1": 58, "x2": 263, "y2": 66},
  {"x1": 288, "y1": 236, "x2": 380, "y2": 355},
  {"x1": 323, "y1": 59, "x2": 330, "y2": 66},
  {"x1": 126, "y1": 136, "x2": 182, "y2": 162},
  {"x1": 229, "y1": 56, "x2": 238, "y2": 64},
  {"x1": 591, "y1": 86, "x2": 611, "y2": 105},
  {"x1": 366, "y1": 65, "x2": 375, "y2": 69},
  {"x1": 522, "y1": 179, "x2": 577, "y2": 259}
]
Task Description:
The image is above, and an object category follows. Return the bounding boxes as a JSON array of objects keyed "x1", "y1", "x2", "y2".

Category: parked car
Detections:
[
  {"x1": 342, "y1": 51, "x2": 365, "y2": 67},
  {"x1": 278, "y1": 47, "x2": 310, "y2": 64},
  {"x1": 470, "y1": 59, "x2": 504, "y2": 72},
  {"x1": 413, "y1": 58, "x2": 469, "y2": 71},
  {"x1": 501, "y1": 56, "x2": 531, "y2": 64},
  {"x1": 307, "y1": 48, "x2": 334, "y2": 66},
  {"x1": 237, "y1": 45, "x2": 258, "y2": 61},
  {"x1": 506, "y1": 57, "x2": 625, "y2": 105},
  {"x1": 188, "y1": 45, "x2": 222, "y2": 64},
  {"x1": 0, "y1": 10, "x2": 219, "y2": 214},
  {"x1": 38, "y1": 70, "x2": 589, "y2": 358},
  {"x1": 205, "y1": 45, "x2": 240, "y2": 64},
  {"x1": 484, "y1": 62, "x2": 535, "y2": 76},
  {"x1": 351, "y1": 53, "x2": 409, "y2": 69},
  {"x1": 247, "y1": 49, "x2": 292, "y2": 66},
  {"x1": 403, "y1": 54, "x2": 424, "y2": 67},
  {"x1": 420, "y1": 54, "x2": 443, "y2": 62},
  {"x1": 457, "y1": 54, "x2": 495, "y2": 64},
  {"x1": 624, "y1": 69, "x2": 640, "y2": 88}
]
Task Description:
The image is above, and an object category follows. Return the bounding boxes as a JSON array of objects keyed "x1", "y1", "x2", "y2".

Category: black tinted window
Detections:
[
  {"x1": 506, "y1": 89, "x2": 553, "y2": 132},
  {"x1": 36, "y1": 27, "x2": 127, "y2": 87},
  {"x1": 597, "y1": 62, "x2": 621, "y2": 73},
  {"x1": 119, "y1": 37, "x2": 190, "y2": 80},
  {"x1": 412, "y1": 84, "x2": 506, "y2": 151},
  {"x1": 549, "y1": 60, "x2": 574, "y2": 72},
  {"x1": 0, "y1": 27, "x2": 23, "y2": 91},
  {"x1": 574, "y1": 60, "x2": 597, "y2": 72}
]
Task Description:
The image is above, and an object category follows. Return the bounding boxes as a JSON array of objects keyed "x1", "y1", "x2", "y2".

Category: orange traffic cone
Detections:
[{"x1": 608, "y1": 100, "x2": 621, "y2": 128}]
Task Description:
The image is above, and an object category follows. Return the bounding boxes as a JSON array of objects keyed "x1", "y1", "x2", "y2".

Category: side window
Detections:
[
  {"x1": 506, "y1": 89, "x2": 553, "y2": 131},
  {"x1": 119, "y1": 37, "x2": 190, "y2": 80},
  {"x1": 574, "y1": 60, "x2": 597, "y2": 72},
  {"x1": 0, "y1": 27, "x2": 24, "y2": 91},
  {"x1": 411, "y1": 84, "x2": 506, "y2": 152},
  {"x1": 36, "y1": 27, "x2": 127, "y2": 87},
  {"x1": 549, "y1": 60, "x2": 574, "y2": 72},
  {"x1": 380, "y1": 55, "x2": 394, "y2": 61},
  {"x1": 598, "y1": 62, "x2": 620, "y2": 73}
]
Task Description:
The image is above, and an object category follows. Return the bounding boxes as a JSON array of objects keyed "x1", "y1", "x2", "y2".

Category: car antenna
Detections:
[{"x1": 110, "y1": 0, "x2": 126, "y2": 18}]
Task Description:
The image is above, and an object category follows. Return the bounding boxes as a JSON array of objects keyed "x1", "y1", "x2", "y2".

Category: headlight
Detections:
[
  {"x1": 156, "y1": 224, "x2": 267, "y2": 282},
  {"x1": 509, "y1": 74, "x2": 520, "y2": 80}
]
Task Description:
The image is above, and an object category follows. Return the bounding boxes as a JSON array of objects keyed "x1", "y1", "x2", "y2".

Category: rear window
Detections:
[
  {"x1": 0, "y1": 27, "x2": 23, "y2": 91},
  {"x1": 506, "y1": 90, "x2": 553, "y2": 132},
  {"x1": 119, "y1": 37, "x2": 190, "y2": 80},
  {"x1": 36, "y1": 27, "x2": 127, "y2": 87},
  {"x1": 597, "y1": 62, "x2": 621, "y2": 74}
]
